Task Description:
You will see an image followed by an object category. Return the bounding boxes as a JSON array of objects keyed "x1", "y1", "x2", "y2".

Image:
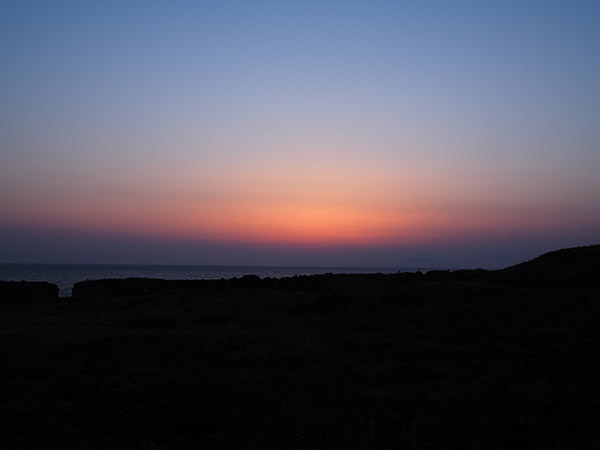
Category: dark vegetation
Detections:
[
  {"x1": 0, "y1": 281, "x2": 58, "y2": 303},
  {"x1": 1, "y1": 245, "x2": 599, "y2": 449}
]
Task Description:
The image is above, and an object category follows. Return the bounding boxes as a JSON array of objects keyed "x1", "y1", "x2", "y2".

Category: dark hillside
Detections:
[{"x1": 493, "y1": 244, "x2": 600, "y2": 287}]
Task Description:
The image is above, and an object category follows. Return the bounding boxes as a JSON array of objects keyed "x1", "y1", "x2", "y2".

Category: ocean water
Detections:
[{"x1": 0, "y1": 264, "x2": 405, "y2": 297}]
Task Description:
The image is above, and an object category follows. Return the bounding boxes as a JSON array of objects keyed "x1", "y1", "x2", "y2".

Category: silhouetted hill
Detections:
[{"x1": 493, "y1": 244, "x2": 600, "y2": 287}]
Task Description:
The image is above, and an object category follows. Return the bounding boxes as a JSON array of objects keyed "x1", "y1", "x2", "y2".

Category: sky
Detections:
[{"x1": 1, "y1": 0, "x2": 599, "y2": 268}]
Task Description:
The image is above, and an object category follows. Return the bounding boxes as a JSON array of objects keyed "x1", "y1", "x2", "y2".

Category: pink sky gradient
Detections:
[{"x1": 1, "y1": 1, "x2": 599, "y2": 267}]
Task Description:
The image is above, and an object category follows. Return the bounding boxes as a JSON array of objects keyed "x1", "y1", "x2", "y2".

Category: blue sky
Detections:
[{"x1": 1, "y1": 1, "x2": 599, "y2": 267}]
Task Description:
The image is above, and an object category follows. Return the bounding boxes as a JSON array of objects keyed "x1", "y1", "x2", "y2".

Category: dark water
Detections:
[{"x1": 0, "y1": 263, "x2": 406, "y2": 297}]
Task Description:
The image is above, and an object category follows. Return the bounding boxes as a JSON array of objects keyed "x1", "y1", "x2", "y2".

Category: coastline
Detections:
[{"x1": 0, "y1": 263, "x2": 408, "y2": 297}]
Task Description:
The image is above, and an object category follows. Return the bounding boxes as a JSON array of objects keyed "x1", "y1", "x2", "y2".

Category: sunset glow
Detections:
[{"x1": 1, "y1": 1, "x2": 599, "y2": 267}]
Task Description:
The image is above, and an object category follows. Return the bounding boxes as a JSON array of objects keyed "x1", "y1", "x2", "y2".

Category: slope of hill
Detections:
[{"x1": 494, "y1": 244, "x2": 600, "y2": 287}]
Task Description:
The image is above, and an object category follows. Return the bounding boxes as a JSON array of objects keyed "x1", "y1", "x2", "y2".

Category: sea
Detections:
[{"x1": 0, "y1": 264, "x2": 408, "y2": 297}]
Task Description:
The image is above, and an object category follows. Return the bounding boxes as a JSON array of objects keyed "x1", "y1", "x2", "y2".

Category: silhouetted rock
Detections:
[{"x1": 0, "y1": 281, "x2": 58, "y2": 303}]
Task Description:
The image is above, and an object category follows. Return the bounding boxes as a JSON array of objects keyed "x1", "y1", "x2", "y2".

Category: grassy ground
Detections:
[{"x1": 1, "y1": 278, "x2": 598, "y2": 449}]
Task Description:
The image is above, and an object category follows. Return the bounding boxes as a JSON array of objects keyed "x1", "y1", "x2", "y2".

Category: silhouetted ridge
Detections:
[
  {"x1": 495, "y1": 244, "x2": 600, "y2": 287},
  {"x1": 68, "y1": 245, "x2": 600, "y2": 300}
]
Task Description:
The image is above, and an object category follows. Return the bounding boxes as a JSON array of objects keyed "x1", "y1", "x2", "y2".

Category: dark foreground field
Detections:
[{"x1": 1, "y1": 246, "x2": 599, "y2": 449}]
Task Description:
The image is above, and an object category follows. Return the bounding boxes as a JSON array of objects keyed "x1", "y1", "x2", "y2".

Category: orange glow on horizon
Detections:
[
  {"x1": 7, "y1": 193, "x2": 569, "y2": 248},
  {"x1": 4, "y1": 179, "x2": 589, "y2": 248},
  {"x1": 3, "y1": 153, "x2": 595, "y2": 248}
]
